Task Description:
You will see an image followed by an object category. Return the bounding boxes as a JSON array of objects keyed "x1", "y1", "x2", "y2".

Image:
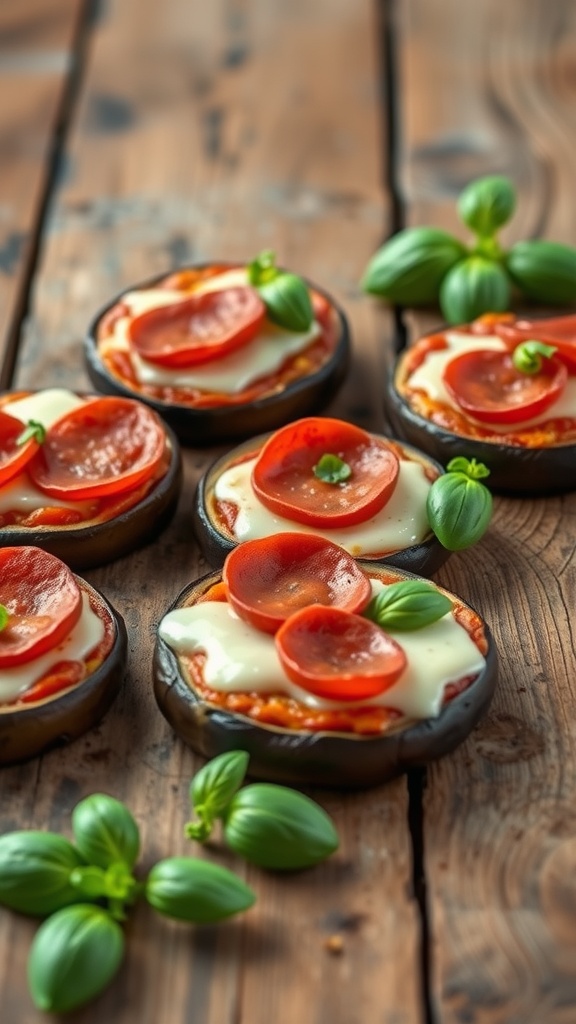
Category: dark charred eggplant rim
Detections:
[
  {"x1": 193, "y1": 430, "x2": 451, "y2": 578},
  {"x1": 0, "y1": 578, "x2": 127, "y2": 766},
  {"x1": 83, "y1": 264, "x2": 351, "y2": 446},
  {"x1": 387, "y1": 352, "x2": 576, "y2": 496},
  {"x1": 0, "y1": 393, "x2": 183, "y2": 570},
  {"x1": 153, "y1": 564, "x2": 498, "y2": 789}
]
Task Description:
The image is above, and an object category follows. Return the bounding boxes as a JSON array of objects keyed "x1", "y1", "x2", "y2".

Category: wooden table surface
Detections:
[{"x1": 1, "y1": 1, "x2": 575, "y2": 1022}]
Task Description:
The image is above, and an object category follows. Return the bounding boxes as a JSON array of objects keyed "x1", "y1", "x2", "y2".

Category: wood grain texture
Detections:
[
  {"x1": 0, "y1": 0, "x2": 83, "y2": 384},
  {"x1": 397, "y1": 1, "x2": 576, "y2": 1020},
  {"x1": 1, "y1": 2, "x2": 422, "y2": 1022}
]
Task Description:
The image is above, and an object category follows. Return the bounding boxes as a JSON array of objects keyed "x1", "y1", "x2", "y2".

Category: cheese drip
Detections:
[
  {"x1": 159, "y1": 581, "x2": 485, "y2": 720},
  {"x1": 0, "y1": 594, "x2": 105, "y2": 703},
  {"x1": 213, "y1": 457, "x2": 432, "y2": 556}
]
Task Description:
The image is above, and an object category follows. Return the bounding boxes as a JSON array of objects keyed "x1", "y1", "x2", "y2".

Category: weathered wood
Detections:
[
  {"x1": 0, "y1": 0, "x2": 83, "y2": 384},
  {"x1": 1, "y1": 2, "x2": 423, "y2": 1022},
  {"x1": 397, "y1": 1, "x2": 576, "y2": 1020}
]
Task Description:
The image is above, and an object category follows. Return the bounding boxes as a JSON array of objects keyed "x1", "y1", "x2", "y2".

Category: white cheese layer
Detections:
[
  {"x1": 0, "y1": 390, "x2": 96, "y2": 515},
  {"x1": 213, "y1": 457, "x2": 432, "y2": 556},
  {"x1": 407, "y1": 331, "x2": 576, "y2": 431},
  {"x1": 159, "y1": 581, "x2": 485, "y2": 720},
  {"x1": 101, "y1": 268, "x2": 322, "y2": 393},
  {"x1": 0, "y1": 594, "x2": 106, "y2": 703}
]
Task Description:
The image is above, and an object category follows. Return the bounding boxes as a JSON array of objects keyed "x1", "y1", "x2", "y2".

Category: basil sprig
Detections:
[
  {"x1": 0, "y1": 604, "x2": 8, "y2": 631},
  {"x1": 248, "y1": 250, "x2": 314, "y2": 331},
  {"x1": 313, "y1": 453, "x2": 352, "y2": 484},
  {"x1": 362, "y1": 174, "x2": 576, "y2": 322},
  {"x1": 426, "y1": 457, "x2": 493, "y2": 551},
  {"x1": 186, "y1": 750, "x2": 339, "y2": 870},
  {"x1": 512, "y1": 340, "x2": 557, "y2": 374},
  {"x1": 16, "y1": 419, "x2": 46, "y2": 446},
  {"x1": 364, "y1": 580, "x2": 452, "y2": 631}
]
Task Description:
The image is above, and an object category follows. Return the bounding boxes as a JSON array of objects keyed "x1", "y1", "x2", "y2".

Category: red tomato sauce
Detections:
[
  {"x1": 397, "y1": 319, "x2": 576, "y2": 447},
  {"x1": 0, "y1": 392, "x2": 172, "y2": 529},
  {"x1": 178, "y1": 581, "x2": 486, "y2": 736},
  {"x1": 95, "y1": 266, "x2": 340, "y2": 408},
  {"x1": 3, "y1": 584, "x2": 116, "y2": 708}
]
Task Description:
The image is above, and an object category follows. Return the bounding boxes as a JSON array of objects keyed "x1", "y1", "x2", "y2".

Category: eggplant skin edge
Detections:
[{"x1": 152, "y1": 570, "x2": 498, "y2": 790}]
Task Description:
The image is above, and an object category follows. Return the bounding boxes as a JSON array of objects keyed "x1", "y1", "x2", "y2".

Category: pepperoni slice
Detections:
[
  {"x1": 0, "y1": 410, "x2": 40, "y2": 486},
  {"x1": 222, "y1": 533, "x2": 372, "y2": 634},
  {"x1": 28, "y1": 397, "x2": 166, "y2": 500},
  {"x1": 128, "y1": 287, "x2": 266, "y2": 367},
  {"x1": 275, "y1": 605, "x2": 407, "y2": 701},
  {"x1": 251, "y1": 418, "x2": 400, "y2": 527},
  {"x1": 443, "y1": 348, "x2": 567, "y2": 424},
  {"x1": 0, "y1": 547, "x2": 82, "y2": 667}
]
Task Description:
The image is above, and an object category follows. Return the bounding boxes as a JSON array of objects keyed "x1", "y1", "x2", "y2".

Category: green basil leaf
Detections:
[
  {"x1": 187, "y1": 750, "x2": 249, "y2": 840},
  {"x1": 16, "y1": 419, "x2": 46, "y2": 446},
  {"x1": 247, "y1": 249, "x2": 279, "y2": 286},
  {"x1": 439, "y1": 255, "x2": 511, "y2": 324},
  {"x1": 28, "y1": 904, "x2": 124, "y2": 1014},
  {"x1": 361, "y1": 227, "x2": 467, "y2": 304},
  {"x1": 145, "y1": 857, "x2": 255, "y2": 923},
  {"x1": 364, "y1": 580, "x2": 452, "y2": 631},
  {"x1": 223, "y1": 784, "x2": 339, "y2": 870},
  {"x1": 426, "y1": 471, "x2": 493, "y2": 551},
  {"x1": 445, "y1": 456, "x2": 490, "y2": 480},
  {"x1": 457, "y1": 175, "x2": 516, "y2": 236},
  {"x1": 512, "y1": 340, "x2": 557, "y2": 375},
  {"x1": 258, "y1": 272, "x2": 314, "y2": 332},
  {"x1": 0, "y1": 831, "x2": 88, "y2": 916},
  {"x1": 313, "y1": 453, "x2": 352, "y2": 484},
  {"x1": 506, "y1": 239, "x2": 576, "y2": 304},
  {"x1": 0, "y1": 604, "x2": 8, "y2": 631},
  {"x1": 71, "y1": 794, "x2": 140, "y2": 869}
]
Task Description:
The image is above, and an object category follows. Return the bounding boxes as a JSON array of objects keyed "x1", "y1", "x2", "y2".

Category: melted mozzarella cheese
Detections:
[
  {"x1": 213, "y1": 457, "x2": 431, "y2": 556},
  {"x1": 0, "y1": 594, "x2": 106, "y2": 703},
  {"x1": 407, "y1": 330, "x2": 576, "y2": 431},
  {"x1": 102, "y1": 269, "x2": 322, "y2": 393},
  {"x1": 0, "y1": 473, "x2": 96, "y2": 516},
  {"x1": 3, "y1": 388, "x2": 85, "y2": 429},
  {"x1": 159, "y1": 581, "x2": 485, "y2": 720}
]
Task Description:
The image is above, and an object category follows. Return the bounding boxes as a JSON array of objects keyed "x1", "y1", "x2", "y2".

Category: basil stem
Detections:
[
  {"x1": 512, "y1": 340, "x2": 557, "y2": 375},
  {"x1": 28, "y1": 904, "x2": 125, "y2": 1014},
  {"x1": 16, "y1": 419, "x2": 46, "y2": 446},
  {"x1": 186, "y1": 750, "x2": 249, "y2": 841},
  {"x1": 364, "y1": 580, "x2": 452, "y2": 631},
  {"x1": 0, "y1": 604, "x2": 8, "y2": 631},
  {"x1": 72, "y1": 794, "x2": 140, "y2": 870},
  {"x1": 313, "y1": 453, "x2": 352, "y2": 484}
]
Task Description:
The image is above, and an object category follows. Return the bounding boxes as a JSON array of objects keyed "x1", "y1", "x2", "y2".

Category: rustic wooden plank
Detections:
[
  {"x1": 0, "y1": 0, "x2": 84, "y2": 385},
  {"x1": 396, "y1": 0, "x2": 576, "y2": 1020},
  {"x1": 1, "y1": 2, "x2": 423, "y2": 1022}
]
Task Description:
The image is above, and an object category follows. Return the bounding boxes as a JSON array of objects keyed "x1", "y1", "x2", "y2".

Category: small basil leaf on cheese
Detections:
[
  {"x1": 17, "y1": 420, "x2": 46, "y2": 446},
  {"x1": 247, "y1": 249, "x2": 278, "y2": 287},
  {"x1": 313, "y1": 453, "x2": 352, "y2": 484},
  {"x1": 512, "y1": 340, "x2": 557, "y2": 375},
  {"x1": 0, "y1": 605, "x2": 8, "y2": 632},
  {"x1": 248, "y1": 250, "x2": 313, "y2": 331},
  {"x1": 364, "y1": 580, "x2": 452, "y2": 631}
]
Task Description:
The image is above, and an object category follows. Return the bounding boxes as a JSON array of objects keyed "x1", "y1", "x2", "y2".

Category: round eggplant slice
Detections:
[
  {"x1": 0, "y1": 410, "x2": 182, "y2": 571},
  {"x1": 193, "y1": 431, "x2": 451, "y2": 577},
  {"x1": 84, "y1": 266, "x2": 351, "y2": 446},
  {"x1": 153, "y1": 565, "x2": 498, "y2": 789},
  {"x1": 0, "y1": 579, "x2": 127, "y2": 765},
  {"x1": 387, "y1": 360, "x2": 576, "y2": 496}
]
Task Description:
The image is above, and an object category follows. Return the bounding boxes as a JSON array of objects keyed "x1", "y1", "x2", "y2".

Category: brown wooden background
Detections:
[{"x1": 1, "y1": 1, "x2": 575, "y2": 1021}]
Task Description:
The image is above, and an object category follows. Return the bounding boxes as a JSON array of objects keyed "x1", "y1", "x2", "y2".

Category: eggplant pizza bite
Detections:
[
  {"x1": 153, "y1": 533, "x2": 497, "y2": 788},
  {"x1": 193, "y1": 416, "x2": 490, "y2": 578},
  {"x1": 0, "y1": 388, "x2": 182, "y2": 568},
  {"x1": 0, "y1": 546, "x2": 127, "y2": 764},
  {"x1": 84, "y1": 256, "x2": 350, "y2": 444},
  {"x1": 387, "y1": 312, "x2": 576, "y2": 494}
]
